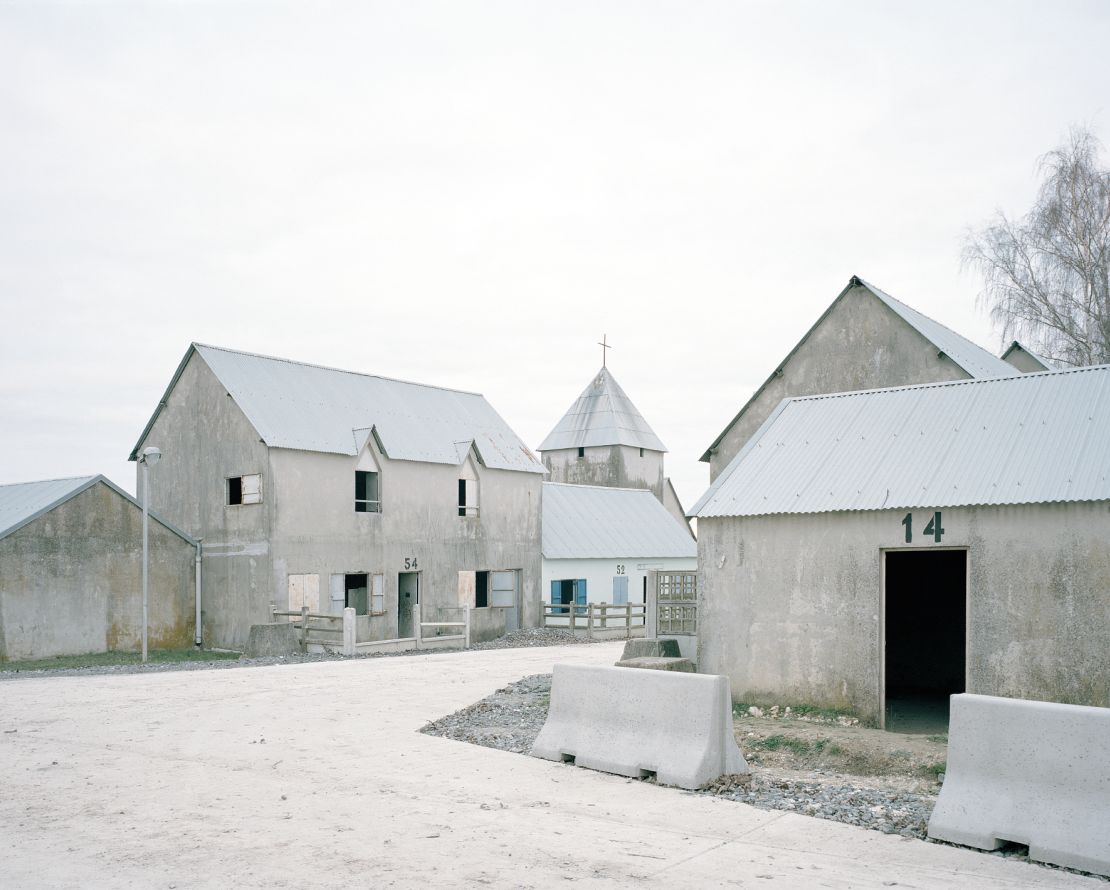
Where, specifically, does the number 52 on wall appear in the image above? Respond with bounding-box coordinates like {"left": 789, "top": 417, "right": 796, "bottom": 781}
{"left": 901, "top": 511, "right": 944, "bottom": 544}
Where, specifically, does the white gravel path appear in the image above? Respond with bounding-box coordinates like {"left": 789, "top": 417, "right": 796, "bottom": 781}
{"left": 1, "top": 642, "right": 1101, "bottom": 889}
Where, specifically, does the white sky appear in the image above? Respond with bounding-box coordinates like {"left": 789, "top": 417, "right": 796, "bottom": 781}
{"left": 2, "top": 1, "right": 1108, "bottom": 511}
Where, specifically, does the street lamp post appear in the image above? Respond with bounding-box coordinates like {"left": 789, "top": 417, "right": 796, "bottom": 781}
{"left": 139, "top": 446, "right": 162, "bottom": 663}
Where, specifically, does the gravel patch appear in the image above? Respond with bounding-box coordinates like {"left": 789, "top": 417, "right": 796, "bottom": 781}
{"left": 423, "top": 673, "right": 931, "bottom": 842}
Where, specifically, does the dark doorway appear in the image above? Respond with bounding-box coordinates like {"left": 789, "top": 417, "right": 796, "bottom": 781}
{"left": 884, "top": 550, "right": 966, "bottom": 733}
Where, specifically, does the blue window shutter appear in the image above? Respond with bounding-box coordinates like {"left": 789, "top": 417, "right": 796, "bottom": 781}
{"left": 550, "top": 580, "right": 559, "bottom": 603}
{"left": 575, "top": 579, "right": 587, "bottom": 605}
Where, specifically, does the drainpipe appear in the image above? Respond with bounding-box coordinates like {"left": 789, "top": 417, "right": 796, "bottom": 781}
{"left": 194, "top": 539, "right": 203, "bottom": 647}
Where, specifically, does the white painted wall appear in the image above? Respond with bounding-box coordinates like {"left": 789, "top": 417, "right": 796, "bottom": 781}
{"left": 541, "top": 555, "right": 696, "bottom": 619}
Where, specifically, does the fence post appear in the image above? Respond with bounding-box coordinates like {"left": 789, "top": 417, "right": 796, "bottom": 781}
{"left": 626, "top": 603, "right": 632, "bottom": 639}
{"left": 300, "top": 605, "right": 309, "bottom": 650}
{"left": 587, "top": 603, "right": 594, "bottom": 640}
{"left": 414, "top": 603, "right": 422, "bottom": 650}
{"left": 600, "top": 602, "right": 607, "bottom": 630}
{"left": 270, "top": 601, "right": 276, "bottom": 623}
{"left": 342, "top": 607, "right": 356, "bottom": 656}
{"left": 569, "top": 601, "right": 576, "bottom": 633}
{"left": 464, "top": 606, "right": 471, "bottom": 649}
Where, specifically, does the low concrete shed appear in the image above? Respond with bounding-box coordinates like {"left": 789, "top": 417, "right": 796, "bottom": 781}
{"left": 0, "top": 476, "right": 197, "bottom": 660}
{"left": 691, "top": 366, "right": 1110, "bottom": 727}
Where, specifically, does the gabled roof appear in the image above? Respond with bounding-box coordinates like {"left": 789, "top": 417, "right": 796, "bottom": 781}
{"left": 1002, "top": 340, "right": 1058, "bottom": 372}
{"left": 700, "top": 276, "right": 1017, "bottom": 462}
{"left": 691, "top": 365, "right": 1110, "bottom": 519}
{"left": 130, "top": 344, "right": 545, "bottom": 474}
{"left": 0, "top": 475, "right": 196, "bottom": 543}
{"left": 538, "top": 367, "right": 667, "bottom": 452}
{"left": 542, "top": 482, "right": 696, "bottom": 559}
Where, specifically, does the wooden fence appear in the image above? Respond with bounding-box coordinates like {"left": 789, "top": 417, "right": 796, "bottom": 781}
{"left": 539, "top": 602, "right": 647, "bottom": 639}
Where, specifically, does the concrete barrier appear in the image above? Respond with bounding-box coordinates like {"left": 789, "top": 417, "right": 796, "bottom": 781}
{"left": 244, "top": 623, "right": 298, "bottom": 657}
{"left": 530, "top": 664, "right": 748, "bottom": 789}
{"left": 927, "top": 693, "right": 1110, "bottom": 876}
{"left": 619, "top": 638, "right": 681, "bottom": 660}
{"left": 615, "top": 656, "right": 694, "bottom": 672}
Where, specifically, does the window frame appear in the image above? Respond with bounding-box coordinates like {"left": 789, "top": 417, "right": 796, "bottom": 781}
{"left": 355, "top": 469, "right": 381, "bottom": 513}
{"left": 458, "top": 477, "right": 479, "bottom": 517}
{"left": 227, "top": 473, "right": 263, "bottom": 506}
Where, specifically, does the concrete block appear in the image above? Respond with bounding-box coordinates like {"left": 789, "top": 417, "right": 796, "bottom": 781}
{"left": 927, "top": 693, "right": 1110, "bottom": 876}
{"left": 244, "top": 623, "right": 299, "bottom": 657}
{"left": 530, "top": 664, "right": 748, "bottom": 789}
{"left": 620, "top": 638, "right": 681, "bottom": 660}
{"left": 615, "top": 656, "right": 694, "bottom": 672}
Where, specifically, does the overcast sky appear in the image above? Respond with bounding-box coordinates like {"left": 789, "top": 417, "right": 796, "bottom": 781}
{"left": 2, "top": 1, "right": 1108, "bottom": 510}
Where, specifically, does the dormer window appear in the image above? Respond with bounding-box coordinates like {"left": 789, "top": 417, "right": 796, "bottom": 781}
{"left": 355, "top": 471, "right": 380, "bottom": 513}
{"left": 458, "top": 478, "right": 479, "bottom": 517}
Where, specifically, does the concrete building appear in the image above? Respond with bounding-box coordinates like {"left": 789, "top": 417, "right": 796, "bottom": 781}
{"left": 701, "top": 276, "right": 1018, "bottom": 482}
{"left": 541, "top": 482, "right": 696, "bottom": 616}
{"left": 0, "top": 475, "right": 197, "bottom": 660}
{"left": 690, "top": 366, "right": 1110, "bottom": 727}
{"left": 129, "top": 343, "right": 546, "bottom": 650}
{"left": 539, "top": 364, "right": 690, "bottom": 528}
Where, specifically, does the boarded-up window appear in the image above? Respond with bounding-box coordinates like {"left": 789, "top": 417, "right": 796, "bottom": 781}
{"left": 458, "top": 571, "right": 476, "bottom": 609}
{"left": 288, "top": 573, "right": 320, "bottom": 614}
{"left": 370, "top": 573, "right": 384, "bottom": 615}
{"left": 490, "top": 571, "right": 517, "bottom": 608}
{"left": 612, "top": 576, "right": 629, "bottom": 605}
{"left": 228, "top": 474, "right": 262, "bottom": 505}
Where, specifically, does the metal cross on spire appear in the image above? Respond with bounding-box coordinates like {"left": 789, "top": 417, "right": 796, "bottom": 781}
{"left": 598, "top": 334, "right": 612, "bottom": 368}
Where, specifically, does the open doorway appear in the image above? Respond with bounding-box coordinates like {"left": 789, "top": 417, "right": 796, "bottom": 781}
{"left": 884, "top": 549, "right": 966, "bottom": 733}
{"left": 398, "top": 572, "right": 420, "bottom": 638}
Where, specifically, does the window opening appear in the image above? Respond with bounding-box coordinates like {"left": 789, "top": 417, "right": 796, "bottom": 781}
{"left": 550, "top": 579, "right": 586, "bottom": 615}
{"left": 475, "top": 570, "right": 489, "bottom": 608}
{"left": 228, "top": 474, "right": 262, "bottom": 506}
{"left": 345, "top": 573, "right": 369, "bottom": 614}
{"left": 577, "top": 447, "right": 585, "bottom": 459}
{"left": 355, "top": 470, "right": 380, "bottom": 513}
{"left": 458, "top": 478, "right": 478, "bottom": 517}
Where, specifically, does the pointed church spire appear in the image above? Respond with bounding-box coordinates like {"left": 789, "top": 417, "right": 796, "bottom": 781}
{"left": 538, "top": 365, "right": 667, "bottom": 453}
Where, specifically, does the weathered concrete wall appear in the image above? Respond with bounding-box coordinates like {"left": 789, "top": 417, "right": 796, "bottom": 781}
{"left": 543, "top": 446, "right": 665, "bottom": 499}
{"left": 136, "top": 352, "right": 273, "bottom": 649}
{"left": 698, "top": 502, "right": 1110, "bottom": 723}
{"left": 1003, "top": 347, "right": 1050, "bottom": 373}
{"left": 542, "top": 556, "right": 697, "bottom": 613}
{"left": 268, "top": 442, "right": 542, "bottom": 645}
{"left": 707, "top": 284, "right": 970, "bottom": 481}
{"left": 137, "top": 351, "right": 543, "bottom": 649}
{"left": 0, "top": 482, "right": 195, "bottom": 660}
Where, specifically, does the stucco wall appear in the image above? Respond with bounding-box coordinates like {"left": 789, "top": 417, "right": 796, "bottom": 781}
{"left": 268, "top": 442, "right": 542, "bottom": 645}
{"left": 135, "top": 351, "right": 543, "bottom": 648}
{"left": 0, "top": 483, "right": 196, "bottom": 660}
{"left": 698, "top": 502, "right": 1110, "bottom": 723}
{"left": 136, "top": 351, "right": 274, "bottom": 649}
{"left": 543, "top": 445, "right": 665, "bottom": 499}
{"left": 707, "top": 285, "right": 970, "bottom": 481}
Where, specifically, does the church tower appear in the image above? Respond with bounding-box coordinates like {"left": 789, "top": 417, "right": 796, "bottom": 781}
{"left": 538, "top": 364, "right": 668, "bottom": 499}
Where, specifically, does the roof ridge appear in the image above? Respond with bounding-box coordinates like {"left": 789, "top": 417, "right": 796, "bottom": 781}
{"left": 788, "top": 362, "right": 1109, "bottom": 405}
{"left": 193, "top": 342, "right": 484, "bottom": 398}
{"left": 0, "top": 474, "right": 97, "bottom": 489}
{"left": 543, "top": 481, "right": 657, "bottom": 494}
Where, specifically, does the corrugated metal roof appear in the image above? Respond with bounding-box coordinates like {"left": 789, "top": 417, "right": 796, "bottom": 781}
{"left": 0, "top": 476, "right": 98, "bottom": 540}
{"left": 700, "top": 276, "right": 1017, "bottom": 462}
{"left": 0, "top": 475, "right": 196, "bottom": 543}
{"left": 538, "top": 367, "right": 667, "bottom": 452}
{"left": 859, "top": 279, "right": 1017, "bottom": 379}
{"left": 692, "top": 365, "right": 1110, "bottom": 518}
{"left": 543, "top": 482, "right": 697, "bottom": 559}
{"left": 131, "top": 344, "right": 545, "bottom": 474}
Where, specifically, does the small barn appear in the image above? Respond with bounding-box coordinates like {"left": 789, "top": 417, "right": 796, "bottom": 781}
{"left": 542, "top": 482, "right": 696, "bottom": 618}
{"left": 0, "top": 476, "right": 197, "bottom": 661}
{"left": 691, "top": 366, "right": 1110, "bottom": 728}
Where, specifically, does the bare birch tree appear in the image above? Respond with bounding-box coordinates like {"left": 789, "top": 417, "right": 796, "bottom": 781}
{"left": 964, "top": 126, "right": 1110, "bottom": 367}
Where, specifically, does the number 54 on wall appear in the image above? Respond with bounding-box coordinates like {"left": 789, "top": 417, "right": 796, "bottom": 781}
{"left": 901, "top": 511, "right": 945, "bottom": 544}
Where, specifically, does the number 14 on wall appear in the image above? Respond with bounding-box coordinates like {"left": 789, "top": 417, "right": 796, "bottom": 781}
{"left": 901, "top": 511, "right": 945, "bottom": 544}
